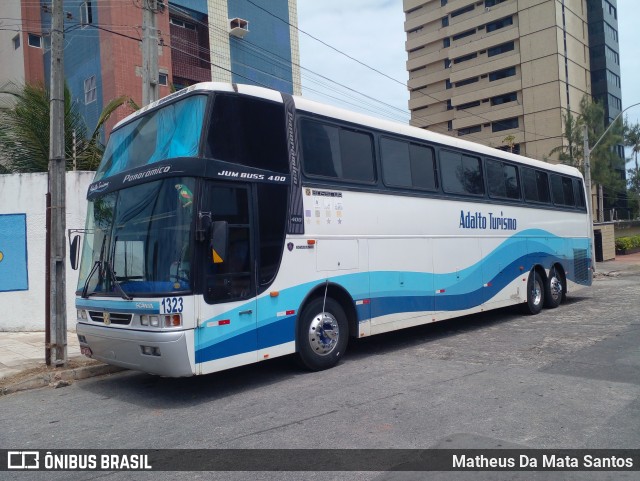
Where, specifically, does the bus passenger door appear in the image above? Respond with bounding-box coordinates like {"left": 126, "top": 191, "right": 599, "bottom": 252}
{"left": 195, "top": 184, "right": 258, "bottom": 374}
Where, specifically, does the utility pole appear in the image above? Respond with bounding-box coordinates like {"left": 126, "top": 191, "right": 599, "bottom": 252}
{"left": 142, "top": 0, "right": 159, "bottom": 106}
{"left": 47, "top": 0, "right": 67, "bottom": 366}
{"left": 583, "top": 124, "right": 596, "bottom": 271}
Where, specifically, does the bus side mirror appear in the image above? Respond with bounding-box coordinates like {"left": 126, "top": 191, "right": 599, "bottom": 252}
{"left": 210, "top": 221, "right": 228, "bottom": 264}
{"left": 69, "top": 235, "right": 81, "bottom": 270}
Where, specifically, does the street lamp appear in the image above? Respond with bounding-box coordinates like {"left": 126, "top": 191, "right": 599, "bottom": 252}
{"left": 582, "top": 101, "right": 640, "bottom": 270}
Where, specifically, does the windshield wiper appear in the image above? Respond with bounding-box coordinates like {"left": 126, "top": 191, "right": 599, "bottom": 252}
{"left": 81, "top": 234, "right": 107, "bottom": 299}
{"left": 104, "top": 260, "right": 132, "bottom": 301}
{"left": 80, "top": 233, "right": 131, "bottom": 300}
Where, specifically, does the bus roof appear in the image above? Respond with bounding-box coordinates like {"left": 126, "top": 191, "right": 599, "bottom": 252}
{"left": 115, "top": 82, "right": 583, "bottom": 179}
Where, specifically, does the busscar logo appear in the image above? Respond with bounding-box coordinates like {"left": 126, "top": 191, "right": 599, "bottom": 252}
{"left": 8, "top": 451, "right": 39, "bottom": 469}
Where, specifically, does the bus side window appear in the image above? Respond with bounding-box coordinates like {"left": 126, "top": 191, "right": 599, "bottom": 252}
{"left": 207, "top": 94, "right": 288, "bottom": 173}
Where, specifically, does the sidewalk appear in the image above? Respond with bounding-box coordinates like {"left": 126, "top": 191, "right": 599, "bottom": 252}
{"left": 0, "top": 330, "right": 123, "bottom": 395}
{"left": 1, "top": 252, "right": 639, "bottom": 394}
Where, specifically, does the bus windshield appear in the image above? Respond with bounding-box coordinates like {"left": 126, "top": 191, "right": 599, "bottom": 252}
{"left": 94, "top": 94, "right": 208, "bottom": 181}
{"left": 77, "top": 177, "right": 196, "bottom": 297}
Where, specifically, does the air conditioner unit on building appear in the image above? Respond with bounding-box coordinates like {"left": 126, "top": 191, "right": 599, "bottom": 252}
{"left": 229, "top": 18, "right": 249, "bottom": 38}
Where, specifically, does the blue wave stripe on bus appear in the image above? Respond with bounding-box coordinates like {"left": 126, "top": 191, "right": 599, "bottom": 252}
{"left": 194, "top": 229, "right": 590, "bottom": 363}
{"left": 195, "top": 315, "right": 295, "bottom": 363}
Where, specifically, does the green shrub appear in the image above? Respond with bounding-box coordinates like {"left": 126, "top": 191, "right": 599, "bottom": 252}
{"left": 616, "top": 235, "right": 640, "bottom": 251}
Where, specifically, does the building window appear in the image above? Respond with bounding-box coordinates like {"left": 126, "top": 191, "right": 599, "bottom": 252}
{"left": 443, "top": 38, "right": 450, "bottom": 48}
{"left": 454, "top": 52, "right": 477, "bottom": 64}
{"left": 604, "top": 22, "right": 618, "bottom": 42}
{"left": 492, "top": 117, "right": 519, "bottom": 132}
{"left": 441, "top": 0, "right": 448, "bottom": 6}
{"left": 603, "top": 0, "right": 617, "bottom": 19}
{"left": 487, "top": 41, "right": 515, "bottom": 57}
{"left": 170, "top": 17, "right": 196, "bottom": 30}
{"left": 84, "top": 76, "right": 97, "bottom": 104}
{"left": 442, "top": 17, "right": 449, "bottom": 27}
{"left": 447, "top": 120, "right": 453, "bottom": 131}
{"left": 606, "top": 70, "right": 621, "bottom": 87}
{"left": 458, "top": 125, "right": 481, "bottom": 136}
{"left": 158, "top": 73, "right": 168, "bottom": 86}
{"left": 80, "top": 2, "right": 93, "bottom": 27}
{"left": 27, "top": 34, "right": 42, "bottom": 48}
{"left": 485, "top": 0, "right": 506, "bottom": 7}
{"left": 456, "top": 100, "right": 481, "bottom": 110}
{"left": 455, "top": 77, "right": 479, "bottom": 87}
{"left": 451, "top": 5, "right": 474, "bottom": 17}
{"left": 608, "top": 94, "right": 622, "bottom": 110}
{"left": 452, "top": 29, "right": 475, "bottom": 41}
{"left": 490, "top": 92, "right": 517, "bottom": 105}
{"left": 12, "top": 34, "right": 20, "bottom": 50}
{"left": 489, "top": 67, "right": 516, "bottom": 81}
{"left": 444, "top": 58, "right": 451, "bottom": 68}
{"left": 446, "top": 79, "right": 452, "bottom": 89}
{"left": 605, "top": 46, "right": 619, "bottom": 65}
{"left": 486, "top": 16, "right": 513, "bottom": 32}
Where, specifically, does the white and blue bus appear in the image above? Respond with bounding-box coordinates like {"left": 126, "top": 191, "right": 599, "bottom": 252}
{"left": 72, "top": 82, "right": 592, "bottom": 377}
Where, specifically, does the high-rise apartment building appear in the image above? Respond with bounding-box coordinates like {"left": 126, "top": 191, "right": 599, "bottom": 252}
{"left": 404, "top": 0, "right": 594, "bottom": 161}
{"left": 0, "top": 0, "right": 301, "bottom": 137}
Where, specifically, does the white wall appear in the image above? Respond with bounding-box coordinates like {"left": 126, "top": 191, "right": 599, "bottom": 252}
{"left": 0, "top": 1, "right": 26, "bottom": 90}
{"left": 0, "top": 171, "right": 94, "bottom": 331}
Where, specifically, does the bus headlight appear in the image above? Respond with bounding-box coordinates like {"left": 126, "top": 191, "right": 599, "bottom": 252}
{"left": 140, "top": 315, "right": 149, "bottom": 326}
{"left": 150, "top": 315, "right": 160, "bottom": 327}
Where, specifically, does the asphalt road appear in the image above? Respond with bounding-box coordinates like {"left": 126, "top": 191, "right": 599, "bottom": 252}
{"left": 2, "top": 271, "right": 639, "bottom": 481}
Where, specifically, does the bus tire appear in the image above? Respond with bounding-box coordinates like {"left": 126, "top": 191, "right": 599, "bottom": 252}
{"left": 522, "top": 271, "right": 544, "bottom": 315}
{"left": 544, "top": 267, "right": 564, "bottom": 309}
{"left": 296, "top": 297, "right": 348, "bottom": 371}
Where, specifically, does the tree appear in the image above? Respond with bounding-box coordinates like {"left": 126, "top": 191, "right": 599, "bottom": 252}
{"left": 502, "top": 134, "right": 516, "bottom": 153}
{"left": 624, "top": 121, "right": 640, "bottom": 171}
{"left": 549, "top": 109, "right": 583, "bottom": 168}
{"left": 0, "top": 83, "right": 129, "bottom": 173}
{"left": 552, "top": 96, "right": 625, "bottom": 194}
{"left": 628, "top": 167, "right": 640, "bottom": 219}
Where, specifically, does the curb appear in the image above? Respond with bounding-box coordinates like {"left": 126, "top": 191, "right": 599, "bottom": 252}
{"left": 0, "top": 363, "right": 124, "bottom": 396}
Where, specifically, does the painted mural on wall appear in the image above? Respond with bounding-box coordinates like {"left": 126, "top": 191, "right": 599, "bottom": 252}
{"left": 0, "top": 214, "right": 29, "bottom": 292}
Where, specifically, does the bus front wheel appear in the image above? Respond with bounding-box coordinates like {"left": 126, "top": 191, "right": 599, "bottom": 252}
{"left": 523, "top": 271, "right": 544, "bottom": 315}
{"left": 296, "top": 297, "right": 348, "bottom": 371}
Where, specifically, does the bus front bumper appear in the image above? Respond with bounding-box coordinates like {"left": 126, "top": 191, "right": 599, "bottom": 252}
{"left": 76, "top": 323, "right": 194, "bottom": 377}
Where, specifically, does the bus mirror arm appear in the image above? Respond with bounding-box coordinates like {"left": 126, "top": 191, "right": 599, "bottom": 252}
{"left": 197, "top": 211, "right": 212, "bottom": 242}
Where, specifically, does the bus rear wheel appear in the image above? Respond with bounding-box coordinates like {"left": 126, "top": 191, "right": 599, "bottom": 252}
{"left": 296, "top": 297, "right": 348, "bottom": 371}
{"left": 544, "top": 267, "right": 564, "bottom": 309}
{"left": 522, "top": 271, "right": 544, "bottom": 315}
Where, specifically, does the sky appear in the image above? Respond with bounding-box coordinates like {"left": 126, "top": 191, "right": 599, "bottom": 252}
{"left": 297, "top": 0, "right": 640, "bottom": 165}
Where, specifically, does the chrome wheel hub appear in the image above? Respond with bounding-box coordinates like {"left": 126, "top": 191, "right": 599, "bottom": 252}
{"left": 550, "top": 276, "right": 563, "bottom": 302}
{"left": 308, "top": 312, "right": 340, "bottom": 356}
{"left": 532, "top": 279, "right": 542, "bottom": 306}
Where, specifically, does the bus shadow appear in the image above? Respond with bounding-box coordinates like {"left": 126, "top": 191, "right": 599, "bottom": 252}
{"left": 78, "top": 298, "right": 589, "bottom": 407}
